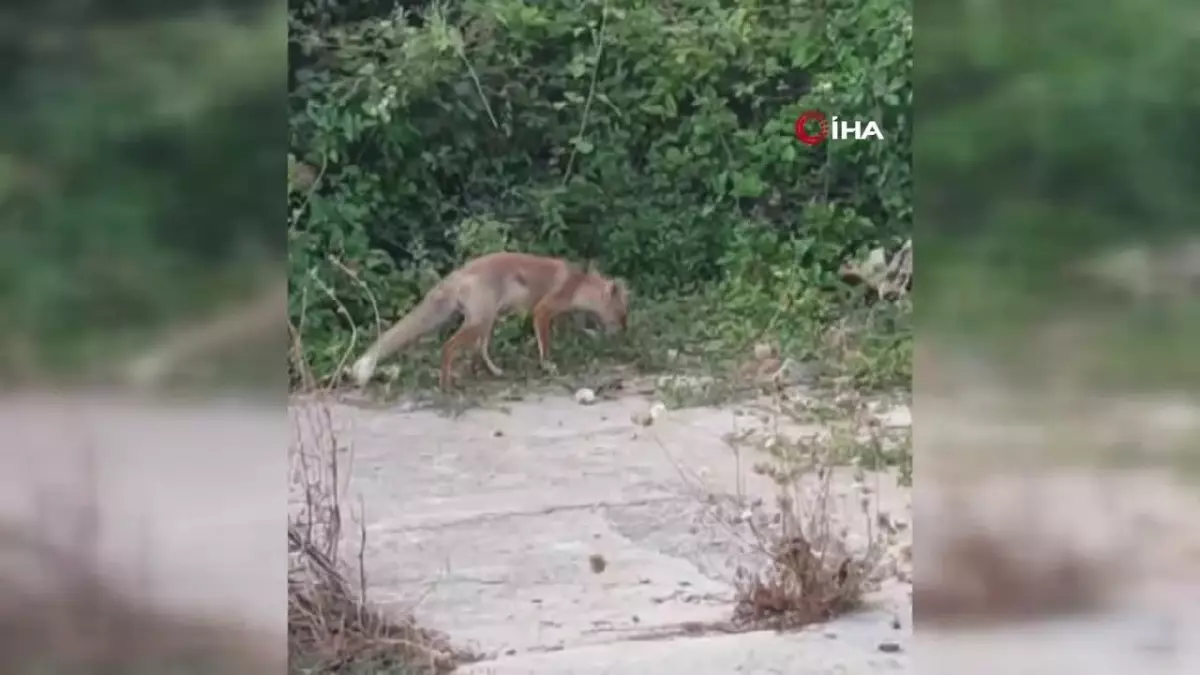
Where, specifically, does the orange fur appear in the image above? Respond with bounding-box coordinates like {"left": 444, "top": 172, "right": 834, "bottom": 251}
{"left": 350, "top": 252, "right": 629, "bottom": 390}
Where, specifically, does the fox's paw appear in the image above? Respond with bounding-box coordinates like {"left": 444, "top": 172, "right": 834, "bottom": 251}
{"left": 477, "top": 355, "right": 504, "bottom": 377}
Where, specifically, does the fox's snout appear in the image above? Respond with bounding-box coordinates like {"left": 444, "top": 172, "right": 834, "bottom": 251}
{"left": 596, "top": 313, "right": 623, "bottom": 333}
{"left": 600, "top": 305, "right": 627, "bottom": 332}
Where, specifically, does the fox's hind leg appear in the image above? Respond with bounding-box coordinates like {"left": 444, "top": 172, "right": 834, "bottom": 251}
{"left": 440, "top": 322, "right": 485, "bottom": 390}
{"left": 458, "top": 287, "right": 505, "bottom": 380}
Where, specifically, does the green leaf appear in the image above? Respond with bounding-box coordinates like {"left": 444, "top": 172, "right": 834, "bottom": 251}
{"left": 731, "top": 171, "right": 766, "bottom": 198}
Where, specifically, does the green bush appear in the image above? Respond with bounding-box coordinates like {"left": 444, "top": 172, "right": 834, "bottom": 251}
{"left": 288, "top": 0, "right": 912, "bottom": 387}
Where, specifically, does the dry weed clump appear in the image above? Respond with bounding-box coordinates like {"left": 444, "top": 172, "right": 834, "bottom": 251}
{"left": 288, "top": 525, "right": 463, "bottom": 673}
{"left": 729, "top": 491, "right": 883, "bottom": 631}
{"left": 914, "top": 513, "right": 1112, "bottom": 627}
{"left": 0, "top": 516, "right": 279, "bottom": 674}
{"left": 288, "top": 391, "right": 473, "bottom": 673}
{"left": 289, "top": 303, "right": 473, "bottom": 672}
{"left": 721, "top": 390, "right": 909, "bottom": 631}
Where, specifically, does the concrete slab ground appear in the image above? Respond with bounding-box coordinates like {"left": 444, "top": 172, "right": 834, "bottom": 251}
{"left": 308, "top": 390, "right": 914, "bottom": 674}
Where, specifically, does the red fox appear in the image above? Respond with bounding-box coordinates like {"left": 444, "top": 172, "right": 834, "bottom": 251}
{"left": 349, "top": 252, "right": 629, "bottom": 390}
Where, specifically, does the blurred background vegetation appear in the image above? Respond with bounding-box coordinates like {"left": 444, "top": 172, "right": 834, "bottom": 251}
{"left": 5, "top": 0, "right": 1192, "bottom": 393}
{"left": 0, "top": 2, "right": 285, "bottom": 385}
{"left": 1, "top": 0, "right": 913, "bottom": 390}
{"left": 919, "top": 0, "right": 1200, "bottom": 391}
{"left": 288, "top": 0, "right": 913, "bottom": 391}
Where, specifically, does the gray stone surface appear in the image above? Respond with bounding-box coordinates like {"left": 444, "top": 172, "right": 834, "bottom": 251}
{"left": 316, "top": 391, "right": 914, "bottom": 673}
{"left": 320, "top": 383, "right": 1200, "bottom": 675}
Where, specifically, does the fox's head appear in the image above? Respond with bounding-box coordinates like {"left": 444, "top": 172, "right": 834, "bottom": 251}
{"left": 581, "top": 265, "right": 629, "bottom": 332}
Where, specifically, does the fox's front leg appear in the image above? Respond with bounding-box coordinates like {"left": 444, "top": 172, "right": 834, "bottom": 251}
{"left": 478, "top": 319, "right": 504, "bottom": 377}
{"left": 531, "top": 303, "right": 560, "bottom": 373}
{"left": 575, "top": 313, "right": 601, "bottom": 338}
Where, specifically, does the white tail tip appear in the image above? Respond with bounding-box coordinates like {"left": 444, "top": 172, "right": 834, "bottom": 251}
{"left": 349, "top": 355, "right": 377, "bottom": 387}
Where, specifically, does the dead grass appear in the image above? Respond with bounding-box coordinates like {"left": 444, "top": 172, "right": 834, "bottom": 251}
{"left": 289, "top": 318, "right": 475, "bottom": 673}
{"left": 288, "top": 523, "right": 465, "bottom": 673}
{"left": 727, "top": 389, "right": 907, "bottom": 630}
{"left": 617, "top": 277, "right": 912, "bottom": 632}
{"left": 728, "top": 491, "right": 881, "bottom": 630}
{"left": 913, "top": 512, "right": 1113, "bottom": 627}
{"left": 649, "top": 378, "right": 910, "bottom": 633}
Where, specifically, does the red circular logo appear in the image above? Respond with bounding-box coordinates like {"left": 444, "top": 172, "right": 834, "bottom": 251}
{"left": 795, "top": 111, "right": 829, "bottom": 146}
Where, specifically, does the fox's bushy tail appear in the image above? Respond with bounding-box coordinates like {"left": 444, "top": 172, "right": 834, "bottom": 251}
{"left": 349, "top": 283, "right": 458, "bottom": 385}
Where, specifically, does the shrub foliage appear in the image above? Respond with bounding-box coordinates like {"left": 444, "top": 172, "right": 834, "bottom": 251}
{"left": 288, "top": 0, "right": 912, "bottom": 384}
